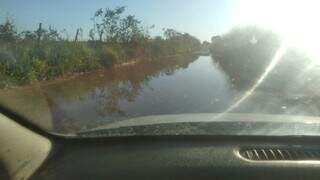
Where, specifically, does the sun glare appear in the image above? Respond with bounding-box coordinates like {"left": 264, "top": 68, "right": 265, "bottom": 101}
{"left": 233, "top": 0, "right": 320, "bottom": 61}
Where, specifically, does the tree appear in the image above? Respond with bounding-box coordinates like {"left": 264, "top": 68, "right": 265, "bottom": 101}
{"left": 35, "top": 23, "right": 44, "bottom": 43}
{"left": 21, "top": 30, "right": 37, "bottom": 41}
{"left": 202, "top": 41, "right": 210, "bottom": 49}
{"left": 0, "top": 19, "right": 17, "bottom": 43}
{"left": 161, "top": 28, "right": 201, "bottom": 55}
{"left": 119, "top": 15, "right": 142, "bottom": 43}
{"left": 89, "top": 29, "right": 95, "bottom": 41}
{"left": 211, "top": 35, "right": 221, "bottom": 44}
{"left": 92, "top": 6, "right": 126, "bottom": 42}
{"left": 163, "top": 28, "right": 179, "bottom": 40}
{"left": 43, "top": 26, "right": 61, "bottom": 41}
{"left": 74, "top": 28, "right": 83, "bottom": 42}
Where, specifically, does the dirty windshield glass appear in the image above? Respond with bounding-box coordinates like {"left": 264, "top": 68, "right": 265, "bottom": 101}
{"left": 0, "top": 0, "right": 320, "bottom": 136}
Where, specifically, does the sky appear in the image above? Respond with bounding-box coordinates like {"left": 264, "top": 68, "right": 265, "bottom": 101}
{"left": 0, "top": 0, "right": 237, "bottom": 41}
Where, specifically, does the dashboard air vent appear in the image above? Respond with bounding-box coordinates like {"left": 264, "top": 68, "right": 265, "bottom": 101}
{"left": 240, "top": 148, "right": 320, "bottom": 161}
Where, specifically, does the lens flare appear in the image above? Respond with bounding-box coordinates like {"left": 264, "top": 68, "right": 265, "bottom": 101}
{"left": 213, "top": 44, "right": 288, "bottom": 121}
{"left": 233, "top": 0, "right": 320, "bottom": 62}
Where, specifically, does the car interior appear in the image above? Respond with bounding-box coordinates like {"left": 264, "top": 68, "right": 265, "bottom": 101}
{"left": 1, "top": 1, "right": 320, "bottom": 180}
{"left": 2, "top": 108, "right": 320, "bottom": 180}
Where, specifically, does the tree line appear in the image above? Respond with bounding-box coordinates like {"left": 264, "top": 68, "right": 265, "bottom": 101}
{"left": 209, "top": 26, "right": 314, "bottom": 94}
{"left": 0, "top": 6, "right": 201, "bottom": 87}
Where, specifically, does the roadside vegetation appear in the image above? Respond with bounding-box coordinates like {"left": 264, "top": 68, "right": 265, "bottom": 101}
{"left": 0, "top": 6, "right": 201, "bottom": 87}
{"left": 209, "top": 26, "right": 314, "bottom": 91}
{"left": 210, "top": 26, "right": 281, "bottom": 89}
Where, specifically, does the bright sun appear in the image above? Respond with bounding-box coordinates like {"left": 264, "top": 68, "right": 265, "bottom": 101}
{"left": 232, "top": 0, "right": 320, "bottom": 61}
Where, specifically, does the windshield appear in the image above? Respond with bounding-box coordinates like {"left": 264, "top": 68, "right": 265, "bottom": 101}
{"left": 0, "top": 0, "right": 320, "bottom": 137}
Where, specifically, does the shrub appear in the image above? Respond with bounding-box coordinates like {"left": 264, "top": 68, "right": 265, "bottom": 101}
{"left": 44, "top": 42, "right": 71, "bottom": 77}
{"left": 31, "top": 58, "right": 49, "bottom": 80}
{"left": 68, "top": 43, "right": 101, "bottom": 72}
{"left": 0, "top": 48, "right": 16, "bottom": 74}
{"left": 98, "top": 46, "right": 119, "bottom": 67}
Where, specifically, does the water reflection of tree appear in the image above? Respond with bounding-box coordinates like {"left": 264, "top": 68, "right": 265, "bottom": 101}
{"left": 88, "top": 55, "right": 198, "bottom": 116}
{"left": 93, "top": 81, "right": 141, "bottom": 116}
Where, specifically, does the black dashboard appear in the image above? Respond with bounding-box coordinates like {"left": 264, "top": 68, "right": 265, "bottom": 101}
{"left": 1, "top": 112, "right": 320, "bottom": 180}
